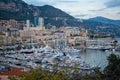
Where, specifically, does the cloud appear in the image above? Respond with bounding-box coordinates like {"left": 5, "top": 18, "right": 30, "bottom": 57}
{"left": 74, "top": 14, "right": 87, "bottom": 17}
{"left": 105, "top": 0, "right": 120, "bottom": 8}
{"left": 88, "top": 0, "right": 96, "bottom": 3}
{"left": 23, "top": 0, "right": 120, "bottom": 19}
{"left": 23, "top": 0, "right": 55, "bottom": 6}
{"left": 58, "top": 0, "right": 80, "bottom": 3}
{"left": 89, "top": 8, "right": 106, "bottom": 12}
{"left": 24, "top": 0, "right": 80, "bottom": 6}
{"left": 117, "top": 12, "right": 120, "bottom": 14}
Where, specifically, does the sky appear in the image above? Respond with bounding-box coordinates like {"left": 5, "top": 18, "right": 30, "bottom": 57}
{"left": 23, "top": 0, "right": 120, "bottom": 20}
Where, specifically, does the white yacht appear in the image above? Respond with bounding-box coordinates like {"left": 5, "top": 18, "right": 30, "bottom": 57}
{"left": 19, "top": 48, "right": 34, "bottom": 54}
{"left": 62, "top": 46, "right": 81, "bottom": 53}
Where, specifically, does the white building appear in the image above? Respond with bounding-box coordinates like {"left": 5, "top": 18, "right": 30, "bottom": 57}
{"left": 52, "top": 31, "right": 68, "bottom": 50}
{"left": 63, "top": 27, "right": 81, "bottom": 36}
{"left": 38, "top": 17, "right": 44, "bottom": 27}
{"left": 26, "top": 20, "right": 30, "bottom": 29}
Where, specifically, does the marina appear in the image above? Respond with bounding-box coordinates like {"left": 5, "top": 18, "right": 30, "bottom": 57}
{"left": 0, "top": 43, "right": 120, "bottom": 73}
{"left": 0, "top": 45, "right": 101, "bottom": 72}
{"left": 0, "top": 0, "right": 120, "bottom": 79}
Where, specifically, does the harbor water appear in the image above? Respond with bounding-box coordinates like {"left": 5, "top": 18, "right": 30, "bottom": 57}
{"left": 79, "top": 49, "right": 120, "bottom": 70}
{"left": 74, "top": 38, "right": 120, "bottom": 70}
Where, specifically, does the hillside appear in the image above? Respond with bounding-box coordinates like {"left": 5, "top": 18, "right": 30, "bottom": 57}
{"left": 0, "top": 0, "right": 80, "bottom": 27}
{"left": 0, "top": 0, "right": 120, "bottom": 36}
{"left": 83, "top": 17, "right": 120, "bottom": 36}
{"left": 88, "top": 16, "right": 120, "bottom": 26}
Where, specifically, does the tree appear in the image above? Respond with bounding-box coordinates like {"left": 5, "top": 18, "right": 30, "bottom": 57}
{"left": 8, "top": 76, "right": 17, "bottom": 80}
{"left": 9, "top": 67, "right": 70, "bottom": 80}
{"left": 104, "top": 54, "right": 120, "bottom": 80}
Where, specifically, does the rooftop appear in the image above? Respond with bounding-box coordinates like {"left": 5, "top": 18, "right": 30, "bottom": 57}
{"left": 0, "top": 68, "right": 26, "bottom": 76}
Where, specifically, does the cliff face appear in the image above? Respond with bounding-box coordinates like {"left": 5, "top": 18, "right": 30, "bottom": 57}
{"left": 0, "top": 0, "right": 77, "bottom": 27}
{"left": 0, "top": 0, "right": 34, "bottom": 21}
{"left": 0, "top": 0, "right": 28, "bottom": 12}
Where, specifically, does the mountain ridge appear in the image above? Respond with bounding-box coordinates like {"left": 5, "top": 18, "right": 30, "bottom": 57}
{"left": 0, "top": 0, "right": 120, "bottom": 36}
{"left": 88, "top": 16, "right": 120, "bottom": 26}
{"left": 0, "top": 0, "right": 76, "bottom": 27}
{"left": 0, "top": 0, "right": 120, "bottom": 27}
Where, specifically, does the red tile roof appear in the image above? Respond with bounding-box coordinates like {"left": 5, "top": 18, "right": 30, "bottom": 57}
{"left": 0, "top": 68, "right": 26, "bottom": 76}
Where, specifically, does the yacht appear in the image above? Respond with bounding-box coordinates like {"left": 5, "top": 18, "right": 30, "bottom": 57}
{"left": 19, "top": 48, "right": 34, "bottom": 54}
{"left": 86, "top": 45, "right": 104, "bottom": 50}
{"left": 62, "top": 46, "right": 81, "bottom": 53}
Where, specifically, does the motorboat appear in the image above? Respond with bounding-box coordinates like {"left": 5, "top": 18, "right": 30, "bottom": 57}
{"left": 19, "top": 48, "right": 34, "bottom": 54}
{"left": 86, "top": 45, "right": 103, "bottom": 50}
{"left": 62, "top": 46, "right": 81, "bottom": 53}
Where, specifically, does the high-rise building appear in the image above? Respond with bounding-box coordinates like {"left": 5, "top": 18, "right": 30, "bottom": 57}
{"left": 38, "top": 17, "right": 44, "bottom": 27}
{"left": 34, "top": 17, "right": 39, "bottom": 27}
{"left": 34, "top": 11, "right": 39, "bottom": 27}
{"left": 26, "top": 20, "right": 30, "bottom": 29}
